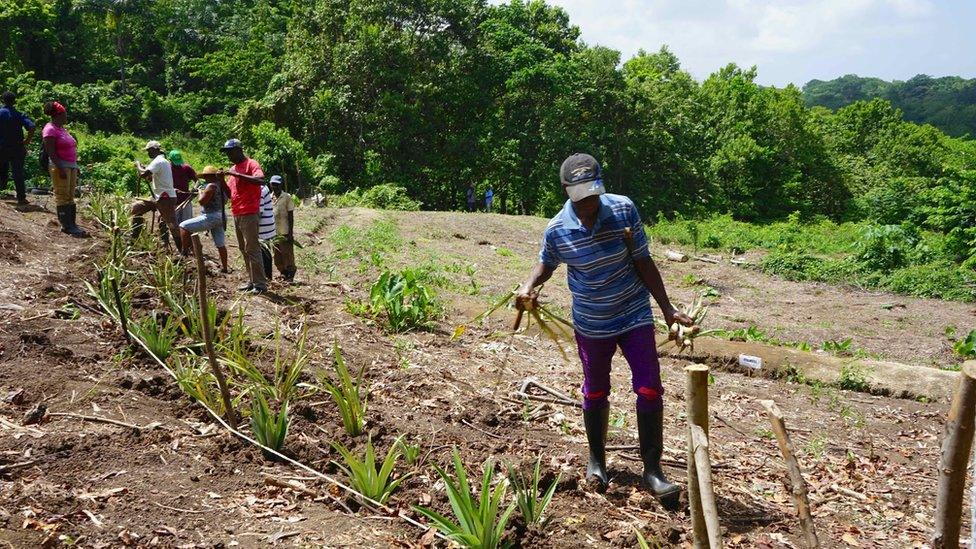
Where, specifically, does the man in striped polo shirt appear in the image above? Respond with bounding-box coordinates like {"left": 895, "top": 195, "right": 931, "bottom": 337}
{"left": 517, "top": 153, "right": 693, "bottom": 505}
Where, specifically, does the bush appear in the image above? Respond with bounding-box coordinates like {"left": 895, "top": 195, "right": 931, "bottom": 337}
{"left": 854, "top": 177, "right": 927, "bottom": 225}
{"left": 853, "top": 223, "right": 920, "bottom": 271}
{"left": 759, "top": 249, "right": 821, "bottom": 281}
{"left": 886, "top": 262, "right": 976, "bottom": 302}
{"left": 335, "top": 184, "right": 420, "bottom": 211}
{"left": 367, "top": 269, "right": 442, "bottom": 332}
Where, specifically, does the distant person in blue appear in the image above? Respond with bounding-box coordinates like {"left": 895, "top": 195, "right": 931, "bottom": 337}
{"left": 515, "top": 153, "right": 693, "bottom": 506}
{"left": 0, "top": 92, "right": 36, "bottom": 206}
{"left": 484, "top": 187, "right": 494, "bottom": 212}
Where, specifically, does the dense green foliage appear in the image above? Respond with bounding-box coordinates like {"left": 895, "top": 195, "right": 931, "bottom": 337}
{"left": 3, "top": 0, "right": 974, "bottom": 297}
{"left": 804, "top": 74, "right": 976, "bottom": 137}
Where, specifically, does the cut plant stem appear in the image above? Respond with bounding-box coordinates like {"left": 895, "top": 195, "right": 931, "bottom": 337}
{"left": 192, "top": 235, "right": 237, "bottom": 429}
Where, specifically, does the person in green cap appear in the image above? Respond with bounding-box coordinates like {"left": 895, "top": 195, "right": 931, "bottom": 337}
{"left": 168, "top": 150, "right": 197, "bottom": 226}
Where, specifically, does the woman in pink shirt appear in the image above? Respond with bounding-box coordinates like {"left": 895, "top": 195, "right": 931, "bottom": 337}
{"left": 41, "top": 101, "right": 86, "bottom": 237}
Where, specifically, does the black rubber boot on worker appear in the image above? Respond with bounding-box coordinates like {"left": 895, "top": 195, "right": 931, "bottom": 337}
{"left": 56, "top": 204, "right": 85, "bottom": 237}
{"left": 583, "top": 407, "right": 610, "bottom": 489}
{"left": 637, "top": 409, "right": 680, "bottom": 509}
{"left": 64, "top": 203, "right": 88, "bottom": 237}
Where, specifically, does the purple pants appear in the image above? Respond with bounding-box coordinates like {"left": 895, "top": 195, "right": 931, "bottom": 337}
{"left": 575, "top": 324, "right": 664, "bottom": 412}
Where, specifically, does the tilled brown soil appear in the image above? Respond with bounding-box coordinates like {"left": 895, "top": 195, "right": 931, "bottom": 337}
{"left": 0, "top": 199, "right": 968, "bottom": 547}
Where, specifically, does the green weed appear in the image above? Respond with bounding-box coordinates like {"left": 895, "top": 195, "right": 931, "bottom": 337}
{"left": 952, "top": 329, "right": 976, "bottom": 359}
{"left": 397, "top": 438, "right": 422, "bottom": 467}
{"left": 821, "top": 338, "right": 853, "bottom": 355}
{"left": 635, "top": 529, "right": 660, "bottom": 549}
{"left": 804, "top": 433, "right": 827, "bottom": 458}
{"left": 366, "top": 269, "right": 442, "bottom": 333}
{"left": 509, "top": 458, "right": 559, "bottom": 527}
{"left": 838, "top": 362, "right": 871, "bottom": 392}
{"left": 172, "top": 356, "right": 235, "bottom": 416}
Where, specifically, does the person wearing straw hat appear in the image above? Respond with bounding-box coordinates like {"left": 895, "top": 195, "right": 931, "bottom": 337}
{"left": 132, "top": 140, "right": 181, "bottom": 251}
{"left": 179, "top": 165, "right": 229, "bottom": 272}
{"left": 515, "top": 153, "right": 693, "bottom": 506}
{"left": 167, "top": 150, "right": 197, "bottom": 226}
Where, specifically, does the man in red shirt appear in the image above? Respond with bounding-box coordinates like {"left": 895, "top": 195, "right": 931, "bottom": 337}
{"left": 220, "top": 139, "right": 267, "bottom": 294}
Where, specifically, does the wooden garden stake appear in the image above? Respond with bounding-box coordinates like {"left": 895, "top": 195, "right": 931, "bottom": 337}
{"left": 760, "top": 400, "right": 820, "bottom": 549}
{"left": 933, "top": 360, "right": 976, "bottom": 548}
{"left": 691, "top": 425, "right": 722, "bottom": 548}
{"left": 686, "top": 364, "right": 710, "bottom": 548}
{"left": 192, "top": 235, "right": 237, "bottom": 429}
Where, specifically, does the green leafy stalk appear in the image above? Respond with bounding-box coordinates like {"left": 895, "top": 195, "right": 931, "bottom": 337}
{"left": 321, "top": 342, "right": 367, "bottom": 436}
{"left": 414, "top": 449, "right": 516, "bottom": 549}
{"left": 508, "top": 458, "right": 559, "bottom": 527}
{"left": 250, "top": 390, "right": 289, "bottom": 452}
{"left": 331, "top": 436, "right": 412, "bottom": 505}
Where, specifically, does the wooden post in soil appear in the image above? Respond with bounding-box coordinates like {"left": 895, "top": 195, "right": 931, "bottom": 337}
{"left": 933, "top": 361, "right": 976, "bottom": 548}
{"left": 686, "top": 364, "right": 710, "bottom": 548}
{"left": 191, "top": 235, "right": 237, "bottom": 429}
{"left": 760, "top": 400, "right": 820, "bottom": 549}
{"left": 691, "top": 424, "right": 722, "bottom": 548}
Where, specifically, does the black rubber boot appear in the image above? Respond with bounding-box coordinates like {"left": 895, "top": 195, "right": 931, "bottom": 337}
{"left": 582, "top": 407, "right": 610, "bottom": 488}
{"left": 56, "top": 204, "right": 72, "bottom": 234}
{"left": 56, "top": 204, "right": 87, "bottom": 237}
{"left": 637, "top": 409, "right": 680, "bottom": 508}
{"left": 69, "top": 205, "right": 88, "bottom": 236}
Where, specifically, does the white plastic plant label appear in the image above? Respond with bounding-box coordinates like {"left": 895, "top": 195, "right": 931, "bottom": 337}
{"left": 739, "top": 354, "right": 763, "bottom": 370}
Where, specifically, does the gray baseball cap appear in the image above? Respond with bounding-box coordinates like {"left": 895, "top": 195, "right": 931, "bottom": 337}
{"left": 559, "top": 153, "right": 605, "bottom": 202}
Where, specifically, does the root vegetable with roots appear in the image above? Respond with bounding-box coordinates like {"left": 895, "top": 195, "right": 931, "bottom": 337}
{"left": 655, "top": 291, "right": 720, "bottom": 355}
{"left": 471, "top": 285, "right": 575, "bottom": 361}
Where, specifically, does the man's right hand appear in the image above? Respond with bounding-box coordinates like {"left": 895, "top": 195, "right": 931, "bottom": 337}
{"left": 515, "top": 288, "right": 538, "bottom": 311}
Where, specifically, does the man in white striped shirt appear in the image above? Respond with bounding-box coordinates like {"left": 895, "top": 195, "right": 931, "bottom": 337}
{"left": 258, "top": 184, "right": 276, "bottom": 280}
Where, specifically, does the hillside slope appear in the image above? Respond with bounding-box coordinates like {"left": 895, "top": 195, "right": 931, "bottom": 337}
{"left": 803, "top": 73, "right": 976, "bottom": 136}
{"left": 0, "top": 200, "right": 969, "bottom": 546}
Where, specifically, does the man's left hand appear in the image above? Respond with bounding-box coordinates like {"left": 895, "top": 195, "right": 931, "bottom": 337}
{"left": 663, "top": 307, "right": 694, "bottom": 329}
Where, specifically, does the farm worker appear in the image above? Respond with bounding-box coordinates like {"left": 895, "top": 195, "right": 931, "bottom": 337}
{"left": 466, "top": 183, "right": 476, "bottom": 212}
{"left": 515, "top": 153, "right": 693, "bottom": 504}
{"left": 178, "top": 165, "right": 229, "bottom": 272}
{"left": 0, "top": 91, "right": 35, "bottom": 206}
{"left": 270, "top": 175, "right": 297, "bottom": 282}
{"left": 167, "top": 150, "right": 197, "bottom": 225}
{"left": 484, "top": 186, "right": 494, "bottom": 212}
{"left": 219, "top": 138, "right": 267, "bottom": 294}
{"left": 41, "top": 101, "right": 87, "bottom": 237}
{"left": 132, "top": 140, "right": 182, "bottom": 251}
{"left": 258, "top": 182, "right": 276, "bottom": 279}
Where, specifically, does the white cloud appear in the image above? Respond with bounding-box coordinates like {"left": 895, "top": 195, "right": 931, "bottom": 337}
{"left": 518, "top": 0, "right": 951, "bottom": 84}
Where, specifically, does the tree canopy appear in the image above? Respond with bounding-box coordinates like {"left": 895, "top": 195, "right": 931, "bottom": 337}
{"left": 2, "top": 0, "right": 975, "bottom": 270}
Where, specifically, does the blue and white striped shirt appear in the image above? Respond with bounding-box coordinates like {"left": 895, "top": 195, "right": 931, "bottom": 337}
{"left": 540, "top": 194, "right": 653, "bottom": 338}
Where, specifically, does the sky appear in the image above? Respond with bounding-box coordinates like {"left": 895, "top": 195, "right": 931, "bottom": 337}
{"left": 532, "top": 0, "right": 976, "bottom": 87}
